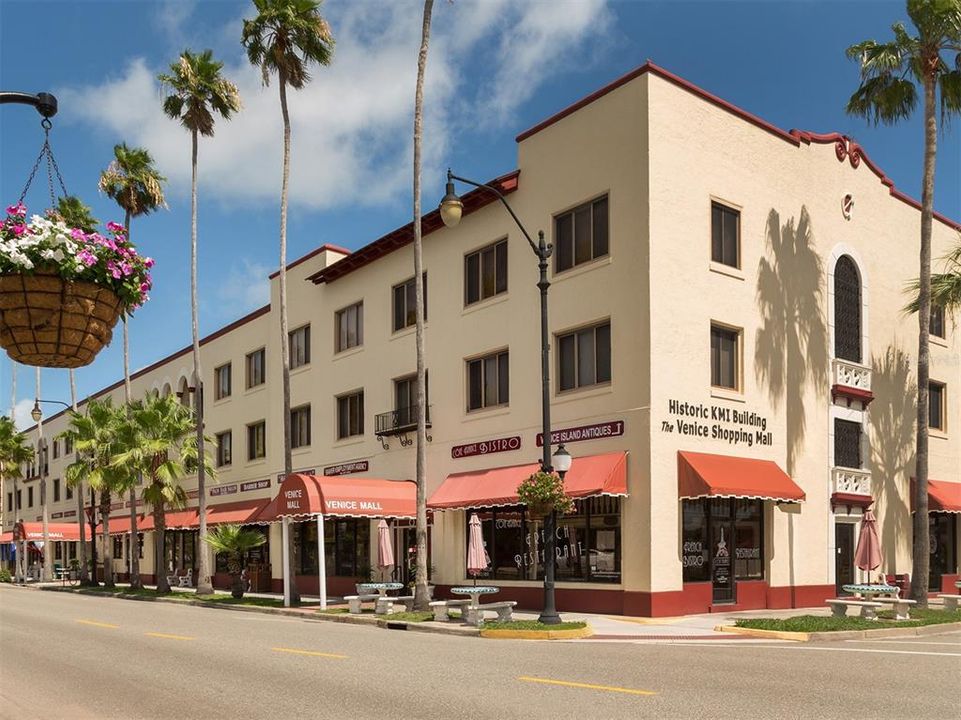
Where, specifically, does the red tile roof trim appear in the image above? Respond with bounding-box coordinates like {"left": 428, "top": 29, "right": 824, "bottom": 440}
{"left": 268, "top": 243, "right": 353, "bottom": 280}
{"left": 517, "top": 61, "right": 959, "bottom": 231}
{"left": 307, "top": 171, "right": 521, "bottom": 285}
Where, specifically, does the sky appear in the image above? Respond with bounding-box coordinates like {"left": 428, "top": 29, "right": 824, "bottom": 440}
{"left": 1, "top": 0, "right": 959, "bottom": 428}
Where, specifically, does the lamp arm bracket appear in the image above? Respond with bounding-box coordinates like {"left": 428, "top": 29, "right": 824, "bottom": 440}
{"left": 448, "top": 172, "right": 541, "bottom": 254}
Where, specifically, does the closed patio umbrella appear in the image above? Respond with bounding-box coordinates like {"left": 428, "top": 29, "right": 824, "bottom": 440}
{"left": 854, "top": 509, "right": 882, "bottom": 583}
{"left": 376, "top": 519, "right": 393, "bottom": 582}
{"left": 466, "top": 514, "right": 489, "bottom": 587}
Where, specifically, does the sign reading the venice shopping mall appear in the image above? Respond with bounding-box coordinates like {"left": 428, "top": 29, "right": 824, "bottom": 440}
{"left": 661, "top": 399, "right": 773, "bottom": 447}
{"left": 452, "top": 435, "right": 521, "bottom": 459}
{"left": 535, "top": 421, "right": 624, "bottom": 447}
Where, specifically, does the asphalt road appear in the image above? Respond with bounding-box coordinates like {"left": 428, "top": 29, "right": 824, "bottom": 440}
{"left": 1, "top": 586, "right": 958, "bottom": 720}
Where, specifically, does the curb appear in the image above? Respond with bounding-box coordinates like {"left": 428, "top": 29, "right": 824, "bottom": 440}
{"left": 480, "top": 625, "right": 593, "bottom": 640}
{"left": 715, "top": 620, "right": 961, "bottom": 643}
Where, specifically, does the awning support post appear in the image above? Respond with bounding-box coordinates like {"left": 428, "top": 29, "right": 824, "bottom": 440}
{"left": 282, "top": 516, "right": 291, "bottom": 608}
{"left": 317, "top": 514, "right": 327, "bottom": 610}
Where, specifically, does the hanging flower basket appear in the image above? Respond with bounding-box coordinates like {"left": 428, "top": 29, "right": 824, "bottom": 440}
{"left": 517, "top": 470, "right": 575, "bottom": 517}
{"left": 0, "top": 203, "right": 153, "bottom": 368}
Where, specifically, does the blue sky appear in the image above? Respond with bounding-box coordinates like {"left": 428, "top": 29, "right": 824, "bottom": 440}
{"left": 1, "top": 0, "right": 959, "bottom": 425}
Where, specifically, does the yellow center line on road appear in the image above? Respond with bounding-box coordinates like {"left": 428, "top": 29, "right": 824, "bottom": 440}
{"left": 76, "top": 619, "right": 119, "bottom": 629}
{"left": 271, "top": 647, "right": 348, "bottom": 659}
{"left": 518, "top": 676, "right": 656, "bottom": 696}
{"left": 145, "top": 632, "right": 195, "bottom": 641}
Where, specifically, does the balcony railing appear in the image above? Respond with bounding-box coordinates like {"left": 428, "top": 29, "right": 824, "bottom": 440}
{"left": 375, "top": 405, "right": 432, "bottom": 437}
{"left": 832, "top": 467, "right": 872, "bottom": 497}
{"left": 832, "top": 358, "right": 871, "bottom": 393}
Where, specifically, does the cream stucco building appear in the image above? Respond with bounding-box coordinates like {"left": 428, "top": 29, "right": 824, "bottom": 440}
{"left": 3, "top": 62, "right": 959, "bottom": 615}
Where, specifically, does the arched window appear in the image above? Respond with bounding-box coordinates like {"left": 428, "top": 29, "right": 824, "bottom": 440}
{"left": 834, "top": 255, "right": 862, "bottom": 363}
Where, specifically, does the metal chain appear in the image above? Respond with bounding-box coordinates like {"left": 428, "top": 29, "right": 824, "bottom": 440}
{"left": 16, "top": 117, "right": 68, "bottom": 207}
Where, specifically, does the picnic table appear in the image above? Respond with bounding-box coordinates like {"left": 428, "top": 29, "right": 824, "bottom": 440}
{"left": 842, "top": 583, "right": 899, "bottom": 601}
{"left": 356, "top": 582, "right": 404, "bottom": 600}
{"left": 450, "top": 585, "right": 498, "bottom": 608}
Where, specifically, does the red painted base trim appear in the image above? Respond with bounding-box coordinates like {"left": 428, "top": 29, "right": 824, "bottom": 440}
{"left": 831, "top": 384, "right": 874, "bottom": 407}
{"left": 940, "top": 574, "right": 959, "bottom": 594}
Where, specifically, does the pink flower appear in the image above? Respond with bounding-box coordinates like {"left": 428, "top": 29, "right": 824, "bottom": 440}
{"left": 140, "top": 282, "right": 150, "bottom": 293}
{"left": 6, "top": 203, "right": 26, "bottom": 217}
{"left": 70, "top": 228, "right": 86, "bottom": 241}
{"left": 77, "top": 249, "right": 97, "bottom": 267}
{"left": 12, "top": 224, "right": 27, "bottom": 237}
{"left": 120, "top": 261, "right": 133, "bottom": 276}
{"left": 144, "top": 257, "right": 155, "bottom": 268}
{"left": 106, "top": 260, "right": 122, "bottom": 279}
{"left": 106, "top": 221, "right": 125, "bottom": 234}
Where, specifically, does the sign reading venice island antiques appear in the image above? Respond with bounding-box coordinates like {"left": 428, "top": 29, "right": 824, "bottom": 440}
{"left": 210, "top": 484, "right": 238, "bottom": 497}
{"left": 535, "top": 421, "right": 625, "bottom": 448}
{"left": 661, "top": 399, "right": 773, "bottom": 447}
{"left": 452, "top": 435, "right": 521, "bottom": 459}
{"left": 240, "top": 479, "right": 271, "bottom": 493}
{"left": 283, "top": 487, "right": 383, "bottom": 513}
{"left": 323, "top": 460, "right": 369, "bottom": 476}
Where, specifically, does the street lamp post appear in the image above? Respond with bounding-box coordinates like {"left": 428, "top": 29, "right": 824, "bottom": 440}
{"left": 31, "top": 397, "right": 71, "bottom": 583}
{"left": 440, "top": 170, "right": 567, "bottom": 624}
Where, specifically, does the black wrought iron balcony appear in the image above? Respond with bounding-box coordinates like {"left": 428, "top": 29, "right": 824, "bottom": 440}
{"left": 375, "top": 405, "right": 431, "bottom": 437}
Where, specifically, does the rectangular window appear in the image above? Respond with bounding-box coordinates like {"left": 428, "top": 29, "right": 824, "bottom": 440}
{"left": 291, "top": 405, "right": 311, "bottom": 449}
{"left": 465, "top": 239, "right": 508, "bottom": 305}
{"left": 6, "top": 493, "right": 11, "bottom": 512}
{"left": 247, "top": 421, "right": 265, "bottom": 461}
{"left": 929, "top": 382, "right": 946, "bottom": 431}
{"left": 28, "top": 486, "right": 34, "bottom": 507}
{"left": 337, "top": 392, "right": 364, "bottom": 440}
{"left": 335, "top": 302, "right": 363, "bottom": 352}
{"left": 113, "top": 536, "right": 123, "bottom": 558}
{"left": 289, "top": 325, "right": 311, "bottom": 369}
{"left": 393, "top": 274, "right": 427, "bottom": 332}
{"left": 16, "top": 490, "right": 21, "bottom": 510}
{"left": 215, "top": 431, "right": 232, "bottom": 467}
{"left": 246, "top": 348, "right": 266, "bottom": 389}
{"left": 395, "top": 374, "right": 428, "bottom": 428}
{"left": 557, "top": 322, "right": 611, "bottom": 392}
{"left": 66, "top": 484, "right": 73, "bottom": 501}
{"left": 467, "top": 350, "right": 509, "bottom": 411}
{"left": 64, "top": 436, "right": 73, "bottom": 455}
{"left": 554, "top": 195, "right": 609, "bottom": 273}
{"left": 53, "top": 478, "right": 60, "bottom": 503}
{"left": 710, "top": 324, "right": 740, "bottom": 390}
{"left": 682, "top": 498, "right": 764, "bottom": 583}
{"left": 52, "top": 440, "right": 60, "bottom": 459}
{"left": 930, "top": 305, "right": 945, "bottom": 339}
{"left": 711, "top": 201, "right": 740, "bottom": 268}
{"left": 834, "top": 419, "right": 862, "bottom": 468}
{"left": 214, "top": 363, "right": 232, "bottom": 400}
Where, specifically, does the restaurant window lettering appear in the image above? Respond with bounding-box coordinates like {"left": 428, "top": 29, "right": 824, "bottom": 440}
{"left": 682, "top": 498, "right": 764, "bottom": 583}
{"left": 465, "top": 497, "right": 621, "bottom": 584}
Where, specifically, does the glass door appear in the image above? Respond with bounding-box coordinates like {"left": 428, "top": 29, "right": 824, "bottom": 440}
{"left": 835, "top": 523, "right": 855, "bottom": 594}
{"left": 710, "top": 499, "right": 735, "bottom": 604}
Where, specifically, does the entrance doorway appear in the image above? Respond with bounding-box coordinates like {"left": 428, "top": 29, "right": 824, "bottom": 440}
{"left": 835, "top": 523, "right": 855, "bottom": 594}
{"left": 929, "top": 513, "right": 958, "bottom": 592}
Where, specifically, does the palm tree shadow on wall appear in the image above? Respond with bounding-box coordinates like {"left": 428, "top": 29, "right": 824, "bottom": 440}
{"left": 869, "top": 346, "right": 916, "bottom": 573}
{"left": 755, "top": 207, "right": 829, "bottom": 477}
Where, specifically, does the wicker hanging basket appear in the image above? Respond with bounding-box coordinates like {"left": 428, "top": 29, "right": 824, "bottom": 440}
{"left": 0, "top": 270, "right": 123, "bottom": 368}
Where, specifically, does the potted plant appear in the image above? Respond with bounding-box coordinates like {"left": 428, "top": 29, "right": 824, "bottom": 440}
{"left": 517, "top": 470, "right": 575, "bottom": 517}
{"left": 0, "top": 202, "right": 153, "bottom": 368}
{"left": 202, "top": 523, "right": 266, "bottom": 599}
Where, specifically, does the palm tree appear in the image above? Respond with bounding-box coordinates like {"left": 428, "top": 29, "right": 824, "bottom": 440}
{"left": 203, "top": 524, "right": 266, "bottom": 598}
{"left": 242, "top": 0, "right": 334, "bottom": 606}
{"left": 112, "top": 393, "right": 213, "bottom": 594}
{"left": 67, "top": 369, "right": 89, "bottom": 585}
{"left": 99, "top": 142, "right": 167, "bottom": 590}
{"left": 906, "top": 238, "right": 961, "bottom": 314}
{"left": 410, "top": 0, "right": 434, "bottom": 612}
{"left": 52, "top": 196, "right": 99, "bottom": 234}
{"left": 61, "top": 399, "right": 126, "bottom": 588}
{"left": 0, "top": 416, "right": 34, "bottom": 583}
{"left": 846, "top": 0, "right": 961, "bottom": 604}
{"left": 159, "top": 49, "right": 241, "bottom": 597}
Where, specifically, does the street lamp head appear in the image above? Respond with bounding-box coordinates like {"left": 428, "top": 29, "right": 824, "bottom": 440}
{"left": 439, "top": 171, "right": 463, "bottom": 228}
{"left": 30, "top": 399, "right": 42, "bottom": 423}
{"left": 552, "top": 444, "right": 572, "bottom": 474}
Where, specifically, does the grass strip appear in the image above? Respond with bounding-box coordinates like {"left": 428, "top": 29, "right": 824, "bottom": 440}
{"left": 381, "top": 611, "right": 433, "bottom": 623}
{"left": 735, "top": 608, "right": 961, "bottom": 633}
{"left": 482, "top": 620, "right": 587, "bottom": 632}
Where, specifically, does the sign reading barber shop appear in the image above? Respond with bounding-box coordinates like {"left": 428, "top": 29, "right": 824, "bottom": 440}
{"left": 240, "top": 479, "right": 271, "bottom": 493}
{"left": 661, "top": 399, "right": 773, "bottom": 447}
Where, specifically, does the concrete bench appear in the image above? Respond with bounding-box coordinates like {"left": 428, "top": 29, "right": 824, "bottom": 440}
{"left": 344, "top": 594, "right": 379, "bottom": 614}
{"left": 465, "top": 601, "right": 518, "bottom": 627}
{"left": 937, "top": 594, "right": 961, "bottom": 612}
{"left": 429, "top": 599, "right": 471, "bottom": 622}
{"left": 376, "top": 595, "right": 415, "bottom": 615}
{"left": 874, "top": 596, "right": 917, "bottom": 620}
{"left": 827, "top": 598, "right": 884, "bottom": 620}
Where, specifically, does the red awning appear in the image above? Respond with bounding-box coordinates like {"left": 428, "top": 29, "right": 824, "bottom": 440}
{"left": 10, "top": 522, "right": 83, "bottom": 542}
{"left": 208, "top": 498, "right": 271, "bottom": 524}
{"left": 677, "top": 451, "right": 806, "bottom": 502}
{"left": 99, "top": 514, "right": 147, "bottom": 536}
{"left": 428, "top": 452, "right": 628, "bottom": 510}
{"left": 911, "top": 478, "right": 961, "bottom": 513}
{"left": 255, "top": 474, "right": 417, "bottom": 521}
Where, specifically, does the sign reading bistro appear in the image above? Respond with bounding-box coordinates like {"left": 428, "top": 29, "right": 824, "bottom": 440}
{"left": 451, "top": 436, "right": 521, "bottom": 459}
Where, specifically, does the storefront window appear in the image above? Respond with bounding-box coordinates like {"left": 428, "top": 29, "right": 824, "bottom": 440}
{"left": 466, "top": 498, "right": 621, "bottom": 583}
{"left": 217, "top": 526, "right": 269, "bottom": 574}
{"left": 682, "top": 498, "right": 765, "bottom": 583}
{"left": 292, "top": 519, "right": 370, "bottom": 577}
{"left": 929, "top": 513, "right": 958, "bottom": 591}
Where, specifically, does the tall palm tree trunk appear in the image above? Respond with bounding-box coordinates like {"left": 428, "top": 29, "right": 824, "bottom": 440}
{"left": 154, "top": 496, "right": 170, "bottom": 593}
{"left": 70, "top": 370, "right": 89, "bottom": 585}
{"left": 121, "top": 212, "right": 142, "bottom": 589}
{"left": 412, "top": 0, "right": 434, "bottom": 612}
{"left": 101, "top": 489, "right": 113, "bottom": 587}
{"left": 910, "top": 70, "right": 936, "bottom": 605}
{"left": 10, "top": 364, "right": 23, "bottom": 583}
{"left": 190, "top": 128, "right": 213, "bottom": 596}
{"left": 278, "top": 73, "right": 300, "bottom": 606}
{"left": 37, "top": 367, "right": 52, "bottom": 582}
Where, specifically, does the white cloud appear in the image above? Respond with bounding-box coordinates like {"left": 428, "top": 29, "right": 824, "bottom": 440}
{"left": 215, "top": 259, "right": 272, "bottom": 317}
{"left": 59, "top": 1, "right": 610, "bottom": 211}
{"left": 13, "top": 399, "right": 35, "bottom": 431}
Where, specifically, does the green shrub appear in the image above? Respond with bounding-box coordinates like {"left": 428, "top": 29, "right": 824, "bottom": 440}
{"left": 0, "top": 568, "right": 12, "bottom": 583}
